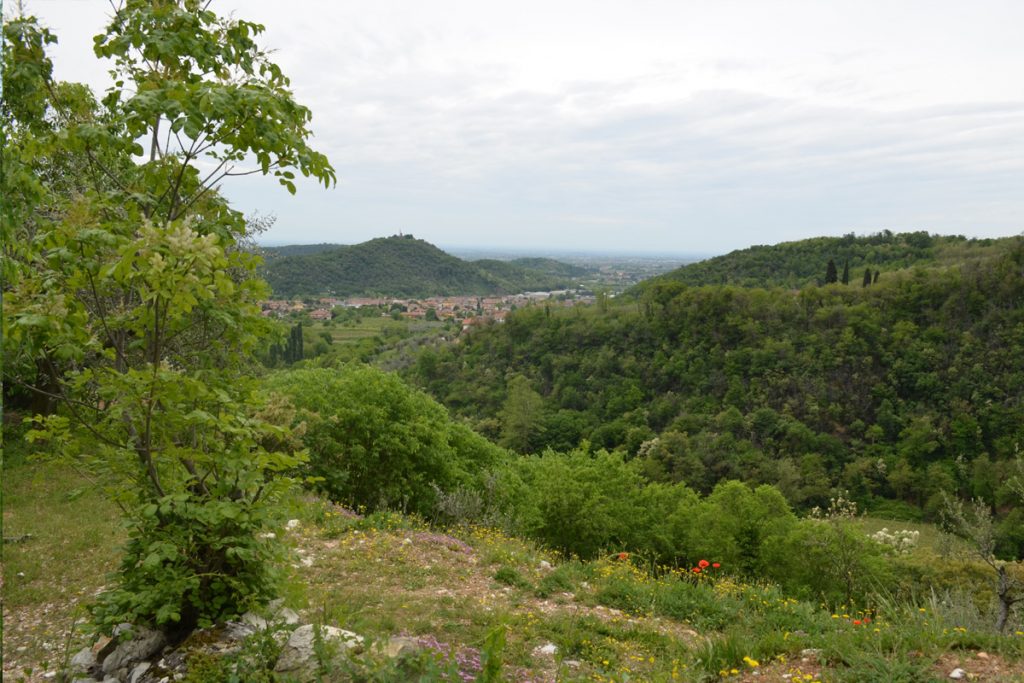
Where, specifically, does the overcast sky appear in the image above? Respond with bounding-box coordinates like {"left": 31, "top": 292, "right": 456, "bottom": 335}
{"left": 20, "top": 0, "right": 1024, "bottom": 255}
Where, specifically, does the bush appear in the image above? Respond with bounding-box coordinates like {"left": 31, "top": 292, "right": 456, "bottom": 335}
{"left": 509, "top": 447, "right": 652, "bottom": 558}
{"left": 265, "top": 366, "right": 505, "bottom": 516}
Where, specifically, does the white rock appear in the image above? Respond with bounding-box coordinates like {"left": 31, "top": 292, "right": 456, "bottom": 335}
{"left": 948, "top": 669, "right": 966, "bottom": 680}
{"left": 274, "top": 624, "right": 363, "bottom": 675}
{"left": 278, "top": 607, "right": 300, "bottom": 625}
{"left": 539, "top": 560, "right": 552, "bottom": 570}
{"left": 241, "top": 612, "right": 269, "bottom": 630}
{"left": 286, "top": 519, "right": 300, "bottom": 530}
{"left": 68, "top": 647, "right": 96, "bottom": 675}
{"left": 533, "top": 643, "right": 558, "bottom": 657}
{"left": 130, "top": 661, "right": 151, "bottom": 683}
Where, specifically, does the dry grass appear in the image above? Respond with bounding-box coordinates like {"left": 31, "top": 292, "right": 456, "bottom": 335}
{"left": 2, "top": 456, "right": 124, "bottom": 682}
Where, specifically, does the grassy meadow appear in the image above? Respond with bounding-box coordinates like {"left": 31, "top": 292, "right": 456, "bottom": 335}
{"left": 4, "top": 448, "right": 1023, "bottom": 682}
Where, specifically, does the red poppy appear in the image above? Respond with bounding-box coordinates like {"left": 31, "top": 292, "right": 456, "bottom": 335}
{"left": 852, "top": 620, "right": 862, "bottom": 626}
{"left": 863, "top": 617, "right": 871, "bottom": 624}
{"left": 617, "top": 552, "right": 629, "bottom": 560}
{"left": 712, "top": 563, "right": 721, "bottom": 568}
{"left": 692, "top": 567, "right": 701, "bottom": 573}
{"left": 698, "top": 559, "right": 710, "bottom": 568}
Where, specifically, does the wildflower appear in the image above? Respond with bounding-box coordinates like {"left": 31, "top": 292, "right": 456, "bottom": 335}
{"left": 712, "top": 562, "right": 721, "bottom": 568}
{"left": 692, "top": 567, "right": 701, "bottom": 573}
{"left": 617, "top": 552, "right": 629, "bottom": 560}
{"left": 698, "top": 559, "right": 710, "bottom": 568}
{"left": 852, "top": 619, "right": 862, "bottom": 625}
{"left": 743, "top": 656, "right": 760, "bottom": 667}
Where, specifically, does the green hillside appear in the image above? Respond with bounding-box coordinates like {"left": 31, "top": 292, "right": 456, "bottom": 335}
{"left": 261, "top": 243, "right": 344, "bottom": 258}
{"left": 507, "top": 256, "right": 594, "bottom": 278}
{"left": 632, "top": 231, "right": 1012, "bottom": 291}
{"left": 407, "top": 237, "right": 1024, "bottom": 548}
{"left": 262, "top": 235, "right": 576, "bottom": 297}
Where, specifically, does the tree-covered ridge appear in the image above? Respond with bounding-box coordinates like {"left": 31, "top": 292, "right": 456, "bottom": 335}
{"left": 262, "top": 235, "right": 578, "bottom": 297}
{"left": 633, "top": 231, "right": 1014, "bottom": 291}
{"left": 408, "top": 241, "right": 1024, "bottom": 549}
{"left": 261, "top": 242, "right": 344, "bottom": 258}
{"left": 506, "top": 257, "right": 594, "bottom": 278}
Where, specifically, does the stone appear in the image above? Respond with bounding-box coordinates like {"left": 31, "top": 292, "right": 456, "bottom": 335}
{"left": 68, "top": 647, "right": 97, "bottom": 676}
{"left": 286, "top": 519, "right": 300, "bottom": 530}
{"left": 223, "top": 620, "right": 259, "bottom": 641}
{"left": 949, "top": 668, "right": 966, "bottom": 680}
{"left": 539, "top": 560, "right": 552, "bottom": 570}
{"left": 101, "top": 625, "right": 167, "bottom": 679}
{"left": 381, "top": 636, "right": 422, "bottom": 659}
{"left": 976, "top": 652, "right": 989, "bottom": 659}
{"left": 278, "top": 607, "right": 300, "bottom": 625}
{"left": 274, "top": 624, "right": 364, "bottom": 677}
{"left": 130, "top": 661, "right": 152, "bottom": 683}
{"left": 240, "top": 599, "right": 300, "bottom": 631}
{"left": 533, "top": 642, "right": 558, "bottom": 657}
{"left": 93, "top": 635, "right": 116, "bottom": 660}
{"left": 240, "top": 612, "right": 269, "bottom": 631}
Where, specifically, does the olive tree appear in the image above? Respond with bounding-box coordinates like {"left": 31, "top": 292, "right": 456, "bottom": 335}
{"left": 4, "top": 1, "right": 333, "bottom": 635}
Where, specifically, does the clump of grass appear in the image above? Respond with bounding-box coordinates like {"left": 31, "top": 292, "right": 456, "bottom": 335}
{"left": 536, "top": 561, "right": 589, "bottom": 598}
{"left": 494, "top": 566, "right": 532, "bottom": 590}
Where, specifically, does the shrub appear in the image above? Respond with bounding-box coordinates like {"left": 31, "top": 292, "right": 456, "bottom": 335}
{"left": 265, "top": 366, "right": 504, "bottom": 516}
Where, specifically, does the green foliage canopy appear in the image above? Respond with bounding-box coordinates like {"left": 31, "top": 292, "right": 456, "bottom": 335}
{"left": 264, "top": 366, "right": 505, "bottom": 516}
{"left": 3, "top": 2, "right": 334, "bottom": 634}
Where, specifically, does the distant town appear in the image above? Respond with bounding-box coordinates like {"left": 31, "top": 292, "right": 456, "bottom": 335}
{"left": 261, "top": 290, "right": 598, "bottom": 328}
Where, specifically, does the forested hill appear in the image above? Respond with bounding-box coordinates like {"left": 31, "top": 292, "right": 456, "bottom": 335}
{"left": 407, "top": 240, "right": 1024, "bottom": 543}
{"left": 261, "top": 235, "right": 579, "bottom": 297}
{"left": 632, "top": 231, "right": 1012, "bottom": 291}
{"left": 262, "top": 243, "right": 343, "bottom": 258}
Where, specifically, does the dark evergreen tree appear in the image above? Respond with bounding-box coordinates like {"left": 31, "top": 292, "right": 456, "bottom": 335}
{"left": 841, "top": 261, "right": 850, "bottom": 285}
{"left": 825, "top": 259, "right": 838, "bottom": 284}
{"left": 862, "top": 268, "right": 872, "bottom": 287}
{"left": 873, "top": 270, "right": 880, "bottom": 284}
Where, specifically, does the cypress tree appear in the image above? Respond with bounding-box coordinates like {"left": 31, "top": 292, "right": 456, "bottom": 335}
{"left": 825, "top": 259, "right": 838, "bottom": 284}
{"left": 873, "top": 270, "right": 880, "bottom": 284}
{"left": 863, "top": 268, "right": 872, "bottom": 287}
{"left": 841, "top": 261, "right": 850, "bottom": 285}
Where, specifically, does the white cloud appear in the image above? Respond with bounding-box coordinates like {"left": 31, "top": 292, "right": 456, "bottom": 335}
{"left": 19, "top": 0, "right": 1024, "bottom": 252}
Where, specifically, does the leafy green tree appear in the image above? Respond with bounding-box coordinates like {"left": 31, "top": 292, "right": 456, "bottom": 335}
{"left": 690, "top": 481, "right": 796, "bottom": 576}
{"left": 265, "top": 367, "right": 504, "bottom": 516}
{"left": 511, "top": 448, "right": 648, "bottom": 558}
{"left": 4, "top": 2, "right": 333, "bottom": 635}
{"left": 499, "top": 375, "right": 546, "bottom": 453}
